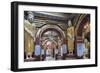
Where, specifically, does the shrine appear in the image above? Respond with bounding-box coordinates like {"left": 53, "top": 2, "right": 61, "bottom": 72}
{"left": 24, "top": 11, "right": 90, "bottom": 61}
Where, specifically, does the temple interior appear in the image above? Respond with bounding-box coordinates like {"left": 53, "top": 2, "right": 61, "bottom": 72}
{"left": 24, "top": 11, "right": 90, "bottom": 61}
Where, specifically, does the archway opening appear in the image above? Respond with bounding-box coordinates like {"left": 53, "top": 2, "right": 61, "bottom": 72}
{"left": 35, "top": 24, "right": 66, "bottom": 60}
{"left": 75, "top": 15, "right": 90, "bottom": 58}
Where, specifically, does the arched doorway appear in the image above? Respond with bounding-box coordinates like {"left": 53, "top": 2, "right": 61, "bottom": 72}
{"left": 75, "top": 15, "right": 90, "bottom": 58}
{"left": 35, "top": 24, "right": 66, "bottom": 60}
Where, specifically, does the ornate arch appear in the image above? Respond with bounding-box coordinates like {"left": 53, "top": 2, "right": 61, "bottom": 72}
{"left": 75, "top": 14, "right": 90, "bottom": 36}
{"left": 36, "top": 24, "right": 66, "bottom": 39}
